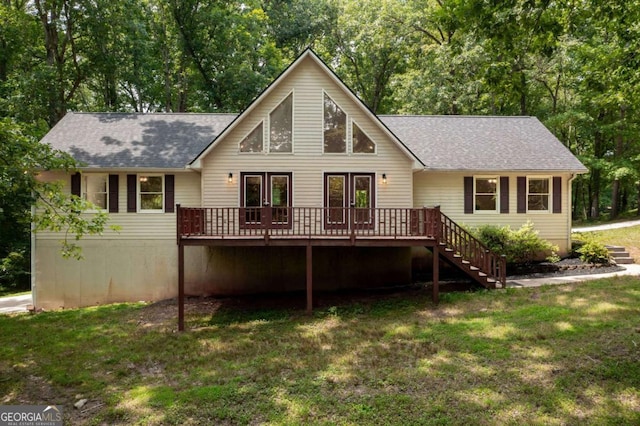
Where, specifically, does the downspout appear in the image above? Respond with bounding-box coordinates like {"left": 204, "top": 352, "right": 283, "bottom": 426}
{"left": 30, "top": 203, "right": 36, "bottom": 308}
{"left": 567, "top": 173, "right": 577, "bottom": 255}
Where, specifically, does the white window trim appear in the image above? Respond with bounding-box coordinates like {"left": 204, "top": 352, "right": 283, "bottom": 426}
{"left": 527, "top": 176, "right": 551, "bottom": 213}
{"left": 238, "top": 121, "right": 265, "bottom": 154}
{"left": 474, "top": 176, "right": 499, "bottom": 213}
{"left": 322, "top": 90, "right": 348, "bottom": 155}
{"left": 351, "top": 120, "right": 377, "bottom": 155}
{"left": 268, "top": 90, "right": 295, "bottom": 154}
{"left": 138, "top": 174, "right": 164, "bottom": 213}
{"left": 82, "top": 173, "right": 109, "bottom": 212}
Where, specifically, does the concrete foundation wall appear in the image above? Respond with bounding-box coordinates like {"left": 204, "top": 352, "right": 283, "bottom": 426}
{"left": 35, "top": 240, "right": 413, "bottom": 309}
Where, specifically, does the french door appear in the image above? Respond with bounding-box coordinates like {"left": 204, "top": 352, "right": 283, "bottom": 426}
{"left": 324, "top": 173, "right": 375, "bottom": 230}
{"left": 241, "top": 172, "right": 292, "bottom": 228}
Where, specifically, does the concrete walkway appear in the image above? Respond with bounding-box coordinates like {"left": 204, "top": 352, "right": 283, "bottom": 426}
{"left": 507, "top": 264, "right": 640, "bottom": 288}
{"left": 573, "top": 219, "right": 640, "bottom": 233}
{"left": 0, "top": 293, "right": 32, "bottom": 314}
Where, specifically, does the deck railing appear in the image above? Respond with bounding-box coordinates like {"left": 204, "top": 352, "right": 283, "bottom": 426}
{"left": 176, "top": 205, "right": 506, "bottom": 285}
{"left": 177, "top": 205, "right": 440, "bottom": 239}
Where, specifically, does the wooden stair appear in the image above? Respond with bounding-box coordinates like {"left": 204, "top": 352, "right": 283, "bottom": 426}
{"left": 606, "top": 245, "right": 635, "bottom": 264}
{"left": 427, "top": 209, "right": 506, "bottom": 289}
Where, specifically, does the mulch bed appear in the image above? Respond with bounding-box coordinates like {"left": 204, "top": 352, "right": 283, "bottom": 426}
{"left": 506, "top": 257, "right": 624, "bottom": 279}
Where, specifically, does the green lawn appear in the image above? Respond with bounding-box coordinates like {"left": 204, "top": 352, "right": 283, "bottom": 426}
{"left": 1, "top": 278, "right": 640, "bottom": 425}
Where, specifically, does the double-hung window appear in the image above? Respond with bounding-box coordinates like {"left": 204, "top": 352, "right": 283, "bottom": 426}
{"left": 83, "top": 174, "right": 108, "bottom": 210}
{"left": 527, "top": 177, "right": 550, "bottom": 211}
{"left": 139, "top": 175, "right": 164, "bottom": 212}
{"left": 474, "top": 177, "right": 498, "bottom": 212}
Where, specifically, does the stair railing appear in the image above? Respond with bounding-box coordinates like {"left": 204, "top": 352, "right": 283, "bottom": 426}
{"left": 436, "top": 208, "right": 507, "bottom": 287}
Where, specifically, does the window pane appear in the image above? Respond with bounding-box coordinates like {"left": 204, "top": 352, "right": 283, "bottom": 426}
{"left": 327, "top": 176, "right": 345, "bottom": 223}
{"left": 528, "top": 195, "right": 549, "bottom": 210}
{"left": 270, "top": 93, "right": 292, "bottom": 153}
{"left": 140, "top": 176, "right": 162, "bottom": 192}
{"left": 83, "top": 174, "right": 108, "bottom": 209}
{"left": 141, "top": 194, "right": 162, "bottom": 210}
{"left": 476, "top": 178, "right": 497, "bottom": 194}
{"left": 475, "top": 195, "right": 496, "bottom": 210}
{"left": 353, "top": 123, "right": 375, "bottom": 153}
{"left": 324, "top": 94, "right": 346, "bottom": 153}
{"left": 354, "top": 177, "right": 371, "bottom": 208}
{"left": 88, "top": 193, "right": 108, "bottom": 209}
{"left": 529, "top": 179, "right": 549, "bottom": 194}
{"left": 271, "top": 176, "right": 288, "bottom": 208}
{"left": 240, "top": 123, "right": 263, "bottom": 152}
{"left": 245, "top": 176, "right": 262, "bottom": 207}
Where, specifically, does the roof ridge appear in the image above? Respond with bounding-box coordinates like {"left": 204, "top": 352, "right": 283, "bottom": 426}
{"left": 68, "top": 111, "right": 238, "bottom": 116}
{"left": 379, "top": 115, "right": 534, "bottom": 119}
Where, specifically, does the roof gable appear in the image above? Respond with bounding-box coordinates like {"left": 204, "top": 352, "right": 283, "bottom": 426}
{"left": 189, "top": 48, "right": 423, "bottom": 169}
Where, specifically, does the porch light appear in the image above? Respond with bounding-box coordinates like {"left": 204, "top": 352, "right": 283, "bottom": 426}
{"left": 228, "top": 172, "right": 233, "bottom": 183}
{"left": 382, "top": 173, "right": 387, "bottom": 184}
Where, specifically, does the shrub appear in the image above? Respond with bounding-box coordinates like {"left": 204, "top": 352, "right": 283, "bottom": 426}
{"left": 0, "top": 250, "right": 30, "bottom": 292}
{"left": 576, "top": 239, "right": 611, "bottom": 265}
{"left": 473, "top": 221, "right": 559, "bottom": 265}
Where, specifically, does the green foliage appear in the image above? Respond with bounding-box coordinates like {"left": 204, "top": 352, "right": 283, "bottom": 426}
{"left": 574, "top": 237, "right": 611, "bottom": 265}
{"left": 0, "top": 250, "right": 29, "bottom": 292}
{"left": 0, "top": 118, "right": 113, "bottom": 265}
{"left": 473, "top": 221, "right": 559, "bottom": 265}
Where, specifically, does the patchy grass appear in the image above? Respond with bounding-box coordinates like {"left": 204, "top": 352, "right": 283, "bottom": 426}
{"left": 574, "top": 225, "right": 640, "bottom": 261}
{"left": 1, "top": 279, "right": 640, "bottom": 425}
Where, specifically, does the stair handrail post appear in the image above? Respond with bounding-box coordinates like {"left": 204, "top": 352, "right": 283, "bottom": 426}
{"left": 433, "top": 205, "right": 441, "bottom": 242}
{"left": 176, "top": 204, "right": 181, "bottom": 244}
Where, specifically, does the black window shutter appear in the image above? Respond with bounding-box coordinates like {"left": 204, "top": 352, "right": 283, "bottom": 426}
{"left": 71, "top": 172, "right": 81, "bottom": 196}
{"left": 165, "top": 174, "right": 175, "bottom": 213}
{"left": 553, "top": 176, "right": 562, "bottom": 213}
{"left": 108, "top": 174, "right": 119, "bottom": 213}
{"left": 500, "top": 176, "right": 509, "bottom": 213}
{"left": 127, "top": 174, "right": 137, "bottom": 212}
{"left": 464, "top": 176, "right": 473, "bottom": 214}
{"left": 517, "top": 176, "right": 526, "bottom": 213}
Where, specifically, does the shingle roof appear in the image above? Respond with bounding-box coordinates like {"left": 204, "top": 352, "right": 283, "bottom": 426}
{"left": 40, "top": 112, "right": 236, "bottom": 169}
{"left": 379, "top": 115, "right": 587, "bottom": 172}
{"left": 42, "top": 112, "right": 586, "bottom": 173}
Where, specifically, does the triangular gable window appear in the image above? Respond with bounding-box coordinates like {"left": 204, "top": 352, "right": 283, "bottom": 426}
{"left": 323, "top": 92, "right": 346, "bottom": 153}
{"left": 239, "top": 122, "right": 263, "bottom": 153}
{"left": 269, "top": 93, "right": 293, "bottom": 153}
{"left": 353, "top": 122, "right": 375, "bottom": 153}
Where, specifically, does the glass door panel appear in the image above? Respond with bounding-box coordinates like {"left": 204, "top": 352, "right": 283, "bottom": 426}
{"left": 270, "top": 175, "right": 290, "bottom": 225}
{"left": 352, "top": 175, "right": 372, "bottom": 225}
{"left": 325, "top": 174, "right": 347, "bottom": 229}
{"left": 244, "top": 175, "right": 263, "bottom": 224}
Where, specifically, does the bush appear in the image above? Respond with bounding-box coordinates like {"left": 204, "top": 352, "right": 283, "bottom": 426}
{"left": 473, "top": 221, "right": 559, "bottom": 265}
{"left": 0, "top": 250, "right": 30, "bottom": 293}
{"left": 575, "top": 239, "right": 611, "bottom": 264}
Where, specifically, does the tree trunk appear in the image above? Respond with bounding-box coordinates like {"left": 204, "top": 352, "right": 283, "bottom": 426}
{"left": 610, "top": 106, "right": 626, "bottom": 219}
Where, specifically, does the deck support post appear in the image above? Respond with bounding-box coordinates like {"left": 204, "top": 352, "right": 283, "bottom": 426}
{"left": 432, "top": 245, "right": 439, "bottom": 304}
{"left": 306, "top": 244, "right": 313, "bottom": 314}
{"left": 178, "top": 242, "right": 185, "bottom": 331}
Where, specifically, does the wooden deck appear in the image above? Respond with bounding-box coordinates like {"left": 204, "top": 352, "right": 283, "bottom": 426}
{"left": 176, "top": 205, "right": 506, "bottom": 331}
